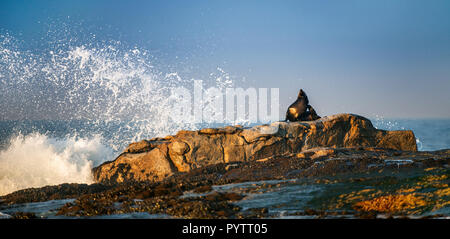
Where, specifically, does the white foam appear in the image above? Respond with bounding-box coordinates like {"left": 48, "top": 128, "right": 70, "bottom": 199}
{"left": 0, "top": 212, "right": 12, "bottom": 219}
{"left": 0, "top": 133, "right": 114, "bottom": 196}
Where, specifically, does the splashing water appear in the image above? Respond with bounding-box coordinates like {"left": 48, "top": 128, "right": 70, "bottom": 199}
{"left": 0, "top": 32, "right": 238, "bottom": 135}
{"left": 0, "top": 31, "right": 239, "bottom": 195}
{"left": 372, "top": 115, "right": 406, "bottom": 131}
{"left": 0, "top": 133, "right": 114, "bottom": 195}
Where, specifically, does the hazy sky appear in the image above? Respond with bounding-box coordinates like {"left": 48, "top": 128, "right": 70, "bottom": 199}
{"left": 1, "top": 0, "right": 450, "bottom": 119}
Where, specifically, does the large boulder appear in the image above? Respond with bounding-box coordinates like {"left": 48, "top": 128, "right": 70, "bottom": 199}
{"left": 93, "top": 113, "right": 417, "bottom": 184}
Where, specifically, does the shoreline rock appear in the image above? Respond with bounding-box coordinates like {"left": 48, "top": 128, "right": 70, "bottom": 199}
{"left": 4, "top": 113, "right": 446, "bottom": 219}
{"left": 93, "top": 113, "right": 417, "bottom": 184}
{"left": 1, "top": 148, "right": 448, "bottom": 219}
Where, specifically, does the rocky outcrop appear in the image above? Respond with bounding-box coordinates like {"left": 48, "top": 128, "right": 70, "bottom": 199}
{"left": 93, "top": 113, "right": 417, "bottom": 184}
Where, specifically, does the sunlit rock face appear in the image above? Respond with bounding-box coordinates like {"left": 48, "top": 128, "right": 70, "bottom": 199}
{"left": 93, "top": 113, "right": 417, "bottom": 184}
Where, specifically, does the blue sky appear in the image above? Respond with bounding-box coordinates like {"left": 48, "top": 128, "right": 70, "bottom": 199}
{"left": 1, "top": 0, "right": 450, "bottom": 118}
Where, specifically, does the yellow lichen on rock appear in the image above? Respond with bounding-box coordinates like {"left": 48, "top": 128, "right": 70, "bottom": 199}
{"left": 434, "top": 187, "right": 450, "bottom": 197}
{"left": 353, "top": 194, "right": 427, "bottom": 213}
{"left": 417, "top": 174, "right": 449, "bottom": 188}
{"left": 396, "top": 188, "right": 417, "bottom": 194}
{"left": 331, "top": 188, "right": 382, "bottom": 210}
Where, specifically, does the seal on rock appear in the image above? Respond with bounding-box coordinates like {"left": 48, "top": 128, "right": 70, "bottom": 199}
{"left": 285, "top": 89, "right": 320, "bottom": 122}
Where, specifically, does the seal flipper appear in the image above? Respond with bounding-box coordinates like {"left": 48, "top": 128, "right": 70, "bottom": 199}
{"left": 305, "top": 105, "right": 320, "bottom": 120}
{"left": 309, "top": 105, "right": 320, "bottom": 120}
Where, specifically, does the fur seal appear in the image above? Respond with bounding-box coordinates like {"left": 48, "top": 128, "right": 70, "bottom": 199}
{"left": 285, "top": 89, "right": 320, "bottom": 122}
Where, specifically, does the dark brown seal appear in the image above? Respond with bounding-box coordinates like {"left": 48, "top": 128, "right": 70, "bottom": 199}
{"left": 285, "top": 89, "right": 320, "bottom": 122}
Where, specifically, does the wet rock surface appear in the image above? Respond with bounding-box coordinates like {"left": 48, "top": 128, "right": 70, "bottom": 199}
{"left": 1, "top": 148, "right": 448, "bottom": 219}
{"left": 0, "top": 183, "right": 114, "bottom": 206}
